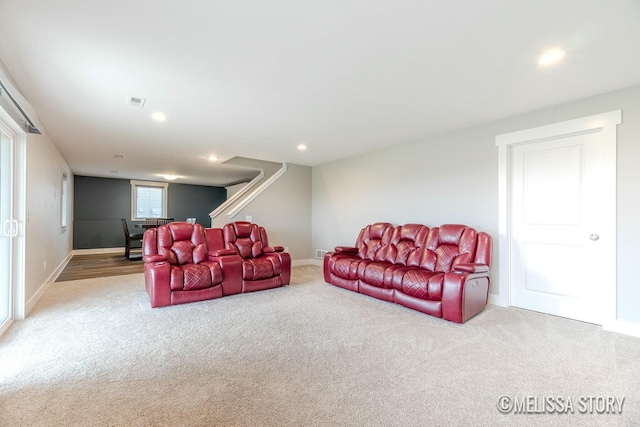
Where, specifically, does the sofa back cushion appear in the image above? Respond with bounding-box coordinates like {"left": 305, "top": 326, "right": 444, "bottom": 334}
{"left": 204, "top": 227, "right": 225, "bottom": 252}
{"left": 355, "top": 222, "right": 393, "bottom": 261}
{"left": 157, "top": 222, "right": 207, "bottom": 265}
{"left": 223, "top": 221, "right": 264, "bottom": 259}
{"left": 382, "top": 224, "right": 430, "bottom": 266}
{"left": 420, "top": 224, "right": 477, "bottom": 273}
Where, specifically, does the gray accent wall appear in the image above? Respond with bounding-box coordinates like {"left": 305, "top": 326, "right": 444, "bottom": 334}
{"left": 73, "top": 176, "right": 226, "bottom": 249}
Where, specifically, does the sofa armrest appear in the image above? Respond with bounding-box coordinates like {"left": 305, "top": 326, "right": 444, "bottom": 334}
{"left": 144, "top": 261, "right": 171, "bottom": 308}
{"left": 214, "top": 254, "right": 243, "bottom": 296}
{"left": 454, "top": 263, "right": 489, "bottom": 274}
{"left": 143, "top": 254, "right": 166, "bottom": 263}
{"left": 335, "top": 246, "right": 358, "bottom": 254}
{"left": 263, "top": 245, "right": 284, "bottom": 253}
{"left": 442, "top": 271, "right": 491, "bottom": 323}
{"left": 208, "top": 249, "right": 237, "bottom": 259}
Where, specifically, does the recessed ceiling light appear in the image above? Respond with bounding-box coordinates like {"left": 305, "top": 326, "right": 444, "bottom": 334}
{"left": 538, "top": 49, "right": 566, "bottom": 65}
{"left": 151, "top": 112, "right": 167, "bottom": 122}
{"left": 208, "top": 155, "right": 218, "bottom": 161}
{"left": 162, "top": 174, "right": 177, "bottom": 181}
{"left": 297, "top": 144, "right": 307, "bottom": 151}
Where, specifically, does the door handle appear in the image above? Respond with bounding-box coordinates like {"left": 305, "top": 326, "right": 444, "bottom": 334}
{"left": 12, "top": 219, "right": 18, "bottom": 237}
{"left": 590, "top": 234, "right": 600, "bottom": 241}
{"left": 2, "top": 220, "right": 9, "bottom": 237}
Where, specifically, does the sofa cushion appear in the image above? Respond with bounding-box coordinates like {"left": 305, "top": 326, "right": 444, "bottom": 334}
{"left": 243, "top": 256, "right": 280, "bottom": 280}
{"left": 356, "top": 222, "right": 393, "bottom": 261}
{"left": 420, "top": 225, "right": 477, "bottom": 273}
{"left": 357, "top": 261, "right": 394, "bottom": 288}
{"left": 383, "top": 224, "right": 429, "bottom": 266}
{"left": 170, "top": 264, "right": 212, "bottom": 291}
{"left": 400, "top": 269, "right": 443, "bottom": 301}
{"left": 223, "top": 221, "right": 264, "bottom": 259}
{"left": 182, "top": 264, "right": 213, "bottom": 290}
{"left": 157, "top": 223, "right": 208, "bottom": 265}
{"left": 331, "top": 256, "right": 360, "bottom": 280}
{"left": 172, "top": 240, "right": 195, "bottom": 265}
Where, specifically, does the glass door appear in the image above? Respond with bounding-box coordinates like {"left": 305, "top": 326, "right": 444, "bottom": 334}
{"left": 0, "top": 125, "right": 15, "bottom": 332}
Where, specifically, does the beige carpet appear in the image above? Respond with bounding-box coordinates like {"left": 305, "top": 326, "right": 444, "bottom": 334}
{"left": 1, "top": 265, "right": 639, "bottom": 426}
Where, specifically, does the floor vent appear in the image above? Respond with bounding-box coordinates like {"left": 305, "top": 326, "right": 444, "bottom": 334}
{"left": 316, "top": 249, "right": 328, "bottom": 259}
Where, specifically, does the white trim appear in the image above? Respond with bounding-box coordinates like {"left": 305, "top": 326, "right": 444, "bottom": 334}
{"left": 496, "top": 110, "right": 621, "bottom": 325}
{"left": 227, "top": 163, "right": 288, "bottom": 220}
{"left": 12, "top": 133, "right": 26, "bottom": 320}
{"left": 209, "top": 170, "right": 265, "bottom": 222}
{"left": 603, "top": 320, "right": 640, "bottom": 338}
{"left": 0, "top": 108, "right": 27, "bottom": 324}
{"left": 495, "top": 110, "right": 622, "bottom": 146}
{"left": 0, "top": 317, "right": 12, "bottom": 336}
{"left": 73, "top": 247, "right": 124, "bottom": 255}
{"left": 292, "top": 258, "right": 322, "bottom": 267}
{"left": 25, "top": 252, "right": 72, "bottom": 316}
{"left": 130, "top": 180, "right": 169, "bottom": 221}
{"left": 488, "top": 293, "right": 504, "bottom": 307}
{"left": 0, "top": 71, "right": 45, "bottom": 133}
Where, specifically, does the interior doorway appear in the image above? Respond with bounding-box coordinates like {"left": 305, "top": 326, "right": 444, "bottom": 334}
{"left": 496, "top": 111, "right": 620, "bottom": 325}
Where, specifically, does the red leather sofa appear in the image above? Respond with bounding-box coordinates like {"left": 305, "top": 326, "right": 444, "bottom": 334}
{"left": 323, "top": 222, "right": 492, "bottom": 323}
{"left": 142, "top": 221, "right": 291, "bottom": 308}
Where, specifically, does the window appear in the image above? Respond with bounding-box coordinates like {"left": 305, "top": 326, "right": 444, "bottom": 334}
{"left": 61, "top": 172, "right": 68, "bottom": 231}
{"left": 131, "top": 180, "right": 168, "bottom": 220}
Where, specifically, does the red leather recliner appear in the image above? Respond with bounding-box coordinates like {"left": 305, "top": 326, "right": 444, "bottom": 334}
{"left": 143, "top": 221, "right": 290, "bottom": 308}
{"left": 143, "top": 222, "right": 230, "bottom": 307}
{"left": 323, "top": 222, "right": 394, "bottom": 292}
{"left": 223, "top": 221, "right": 291, "bottom": 293}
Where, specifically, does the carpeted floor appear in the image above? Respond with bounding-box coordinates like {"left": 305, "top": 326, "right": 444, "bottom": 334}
{"left": 1, "top": 265, "right": 639, "bottom": 426}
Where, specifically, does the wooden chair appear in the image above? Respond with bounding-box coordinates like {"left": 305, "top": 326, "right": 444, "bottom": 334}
{"left": 144, "top": 218, "right": 173, "bottom": 228}
{"left": 121, "top": 218, "right": 144, "bottom": 260}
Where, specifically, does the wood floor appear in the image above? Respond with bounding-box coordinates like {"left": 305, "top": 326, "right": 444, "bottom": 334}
{"left": 56, "top": 253, "right": 144, "bottom": 282}
{"left": 56, "top": 253, "right": 323, "bottom": 283}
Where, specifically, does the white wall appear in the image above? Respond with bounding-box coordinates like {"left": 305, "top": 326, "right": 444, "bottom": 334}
{"left": 312, "top": 84, "right": 640, "bottom": 325}
{"left": 0, "top": 56, "right": 73, "bottom": 316}
{"left": 225, "top": 182, "right": 247, "bottom": 199}
{"left": 232, "top": 163, "right": 312, "bottom": 260}
{"left": 24, "top": 131, "right": 73, "bottom": 313}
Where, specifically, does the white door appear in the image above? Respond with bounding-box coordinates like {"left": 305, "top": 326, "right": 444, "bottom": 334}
{"left": 510, "top": 130, "right": 609, "bottom": 324}
{"left": 497, "top": 111, "right": 619, "bottom": 325}
{"left": 0, "top": 124, "right": 15, "bottom": 334}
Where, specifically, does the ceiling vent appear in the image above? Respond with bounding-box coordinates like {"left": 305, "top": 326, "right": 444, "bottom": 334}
{"left": 126, "top": 96, "right": 146, "bottom": 108}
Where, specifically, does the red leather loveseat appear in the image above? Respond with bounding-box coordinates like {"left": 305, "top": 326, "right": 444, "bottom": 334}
{"left": 323, "top": 223, "right": 492, "bottom": 323}
{"left": 142, "top": 221, "right": 291, "bottom": 308}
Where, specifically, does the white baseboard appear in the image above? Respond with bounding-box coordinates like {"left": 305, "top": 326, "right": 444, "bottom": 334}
{"left": 488, "top": 293, "right": 507, "bottom": 307}
{"left": 292, "top": 259, "right": 322, "bottom": 267}
{"left": 487, "top": 295, "right": 640, "bottom": 338}
{"left": 72, "top": 247, "right": 125, "bottom": 255}
{"left": 25, "top": 252, "right": 73, "bottom": 316}
{"left": 603, "top": 319, "right": 640, "bottom": 338}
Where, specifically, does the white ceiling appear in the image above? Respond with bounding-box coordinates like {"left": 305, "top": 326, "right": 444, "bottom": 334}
{"left": 0, "top": 0, "right": 639, "bottom": 186}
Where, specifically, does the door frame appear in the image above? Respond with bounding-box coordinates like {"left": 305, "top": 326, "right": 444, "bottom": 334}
{"left": 495, "top": 110, "right": 621, "bottom": 326}
{"left": 0, "top": 106, "right": 26, "bottom": 335}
